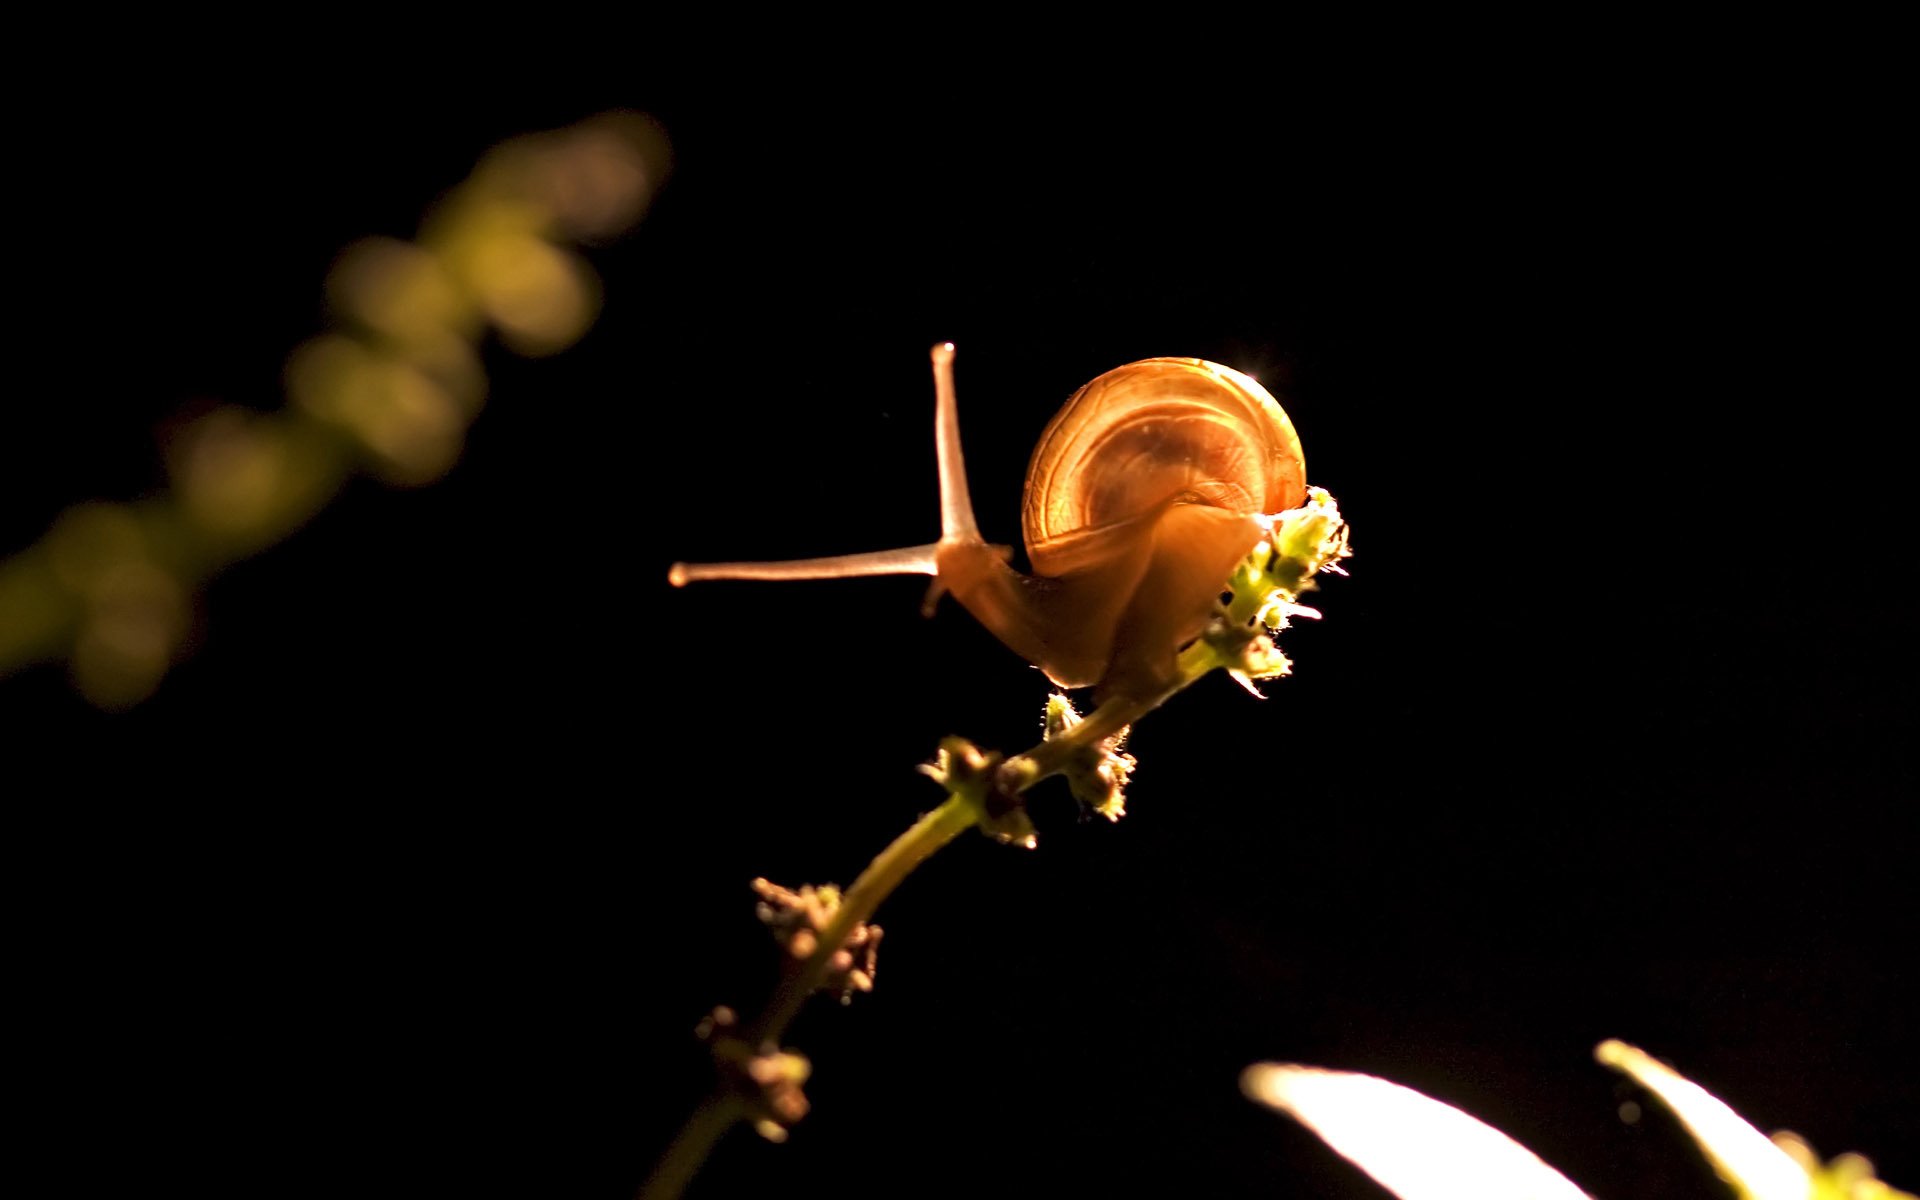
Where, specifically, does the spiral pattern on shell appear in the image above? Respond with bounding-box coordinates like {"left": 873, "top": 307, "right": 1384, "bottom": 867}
{"left": 1020, "top": 358, "right": 1307, "bottom": 575}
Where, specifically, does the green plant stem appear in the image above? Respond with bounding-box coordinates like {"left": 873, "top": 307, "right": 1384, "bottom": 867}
{"left": 639, "top": 1095, "right": 745, "bottom": 1200}
{"left": 749, "top": 794, "right": 981, "bottom": 1044}
{"left": 1005, "top": 647, "right": 1215, "bottom": 784}
{"left": 640, "top": 795, "right": 981, "bottom": 1200}
{"left": 643, "top": 495, "right": 1346, "bottom": 1200}
{"left": 639, "top": 662, "right": 1222, "bottom": 1200}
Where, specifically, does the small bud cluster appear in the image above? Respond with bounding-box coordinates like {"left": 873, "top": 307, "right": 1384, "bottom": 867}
{"left": 921, "top": 736, "right": 1036, "bottom": 848}
{"left": 1212, "top": 488, "right": 1351, "bottom": 695}
{"left": 1043, "top": 694, "right": 1136, "bottom": 822}
{"left": 696, "top": 1006, "right": 811, "bottom": 1142}
{"left": 751, "top": 878, "right": 882, "bottom": 1003}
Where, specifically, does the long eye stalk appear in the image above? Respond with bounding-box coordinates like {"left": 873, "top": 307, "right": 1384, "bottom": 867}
{"left": 666, "top": 344, "right": 973, "bottom": 589}
{"left": 930, "top": 342, "right": 981, "bottom": 544}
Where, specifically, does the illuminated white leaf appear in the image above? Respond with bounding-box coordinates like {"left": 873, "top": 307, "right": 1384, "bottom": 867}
{"left": 1242, "top": 1063, "right": 1592, "bottom": 1200}
{"left": 1594, "top": 1040, "right": 1812, "bottom": 1200}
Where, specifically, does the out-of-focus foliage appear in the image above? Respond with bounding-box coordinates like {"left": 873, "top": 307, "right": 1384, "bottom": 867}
{"left": 0, "top": 111, "right": 668, "bottom": 709}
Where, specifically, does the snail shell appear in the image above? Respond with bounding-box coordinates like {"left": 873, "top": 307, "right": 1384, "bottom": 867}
{"left": 670, "top": 347, "right": 1306, "bottom": 699}
{"left": 1025, "top": 357, "right": 1305, "bottom": 560}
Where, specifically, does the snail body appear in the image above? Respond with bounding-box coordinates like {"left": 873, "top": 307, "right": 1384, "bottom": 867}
{"left": 670, "top": 345, "right": 1305, "bottom": 698}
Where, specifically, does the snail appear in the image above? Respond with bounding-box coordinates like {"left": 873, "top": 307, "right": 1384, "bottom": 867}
{"left": 669, "top": 344, "right": 1306, "bottom": 698}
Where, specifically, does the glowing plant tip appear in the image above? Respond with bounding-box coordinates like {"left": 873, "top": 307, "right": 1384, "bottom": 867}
{"left": 1040, "top": 693, "right": 1134, "bottom": 821}
{"left": 1241, "top": 1064, "right": 1592, "bottom": 1200}
{"left": 1595, "top": 1041, "right": 1813, "bottom": 1200}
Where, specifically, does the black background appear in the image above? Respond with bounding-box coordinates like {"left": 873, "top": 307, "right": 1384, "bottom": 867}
{"left": 3, "top": 49, "right": 1912, "bottom": 1200}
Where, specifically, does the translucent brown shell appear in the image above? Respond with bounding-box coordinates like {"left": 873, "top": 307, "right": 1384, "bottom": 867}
{"left": 1024, "top": 357, "right": 1305, "bottom": 572}
{"left": 669, "top": 346, "right": 1307, "bottom": 698}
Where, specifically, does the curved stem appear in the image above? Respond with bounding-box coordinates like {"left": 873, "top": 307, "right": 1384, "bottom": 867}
{"left": 750, "top": 794, "right": 981, "bottom": 1044}
{"left": 642, "top": 493, "right": 1345, "bottom": 1199}
{"left": 1007, "top": 640, "right": 1218, "bottom": 784}
{"left": 638, "top": 1095, "right": 745, "bottom": 1200}
{"left": 639, "top": 796, "right": 981, "bottom": 1200}
{"left": 639, "top": 650, "right": 1224, "bottom": 1200}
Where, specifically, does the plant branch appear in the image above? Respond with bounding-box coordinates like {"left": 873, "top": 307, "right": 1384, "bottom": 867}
{"left": 749, "top": 794, "right": 982, "bottom": 1044}
{"left": 638, "top": 1095, "right": 745, "bottom": 1200}
{"left": 638, "top": 796, "right": 978, "bottom": 1200}
{"left": 637, "top": 663, "right": 1213, "bottom": 1200}
{"left": 639, "top": 490, "right": 1349, "bottom": 1200}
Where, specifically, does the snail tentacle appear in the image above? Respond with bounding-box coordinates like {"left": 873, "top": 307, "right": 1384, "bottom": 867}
{"left": 668, "top": 344, "right": 1309, "bottom": 700}
{"left": 930, "top": 342, "right": 981, "bottom": 545}
{"left": 668, "top": 546, "right": 939, "bottom": 588}
{"left": 669, "top": 344, "right": 995, "bottom": 598}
